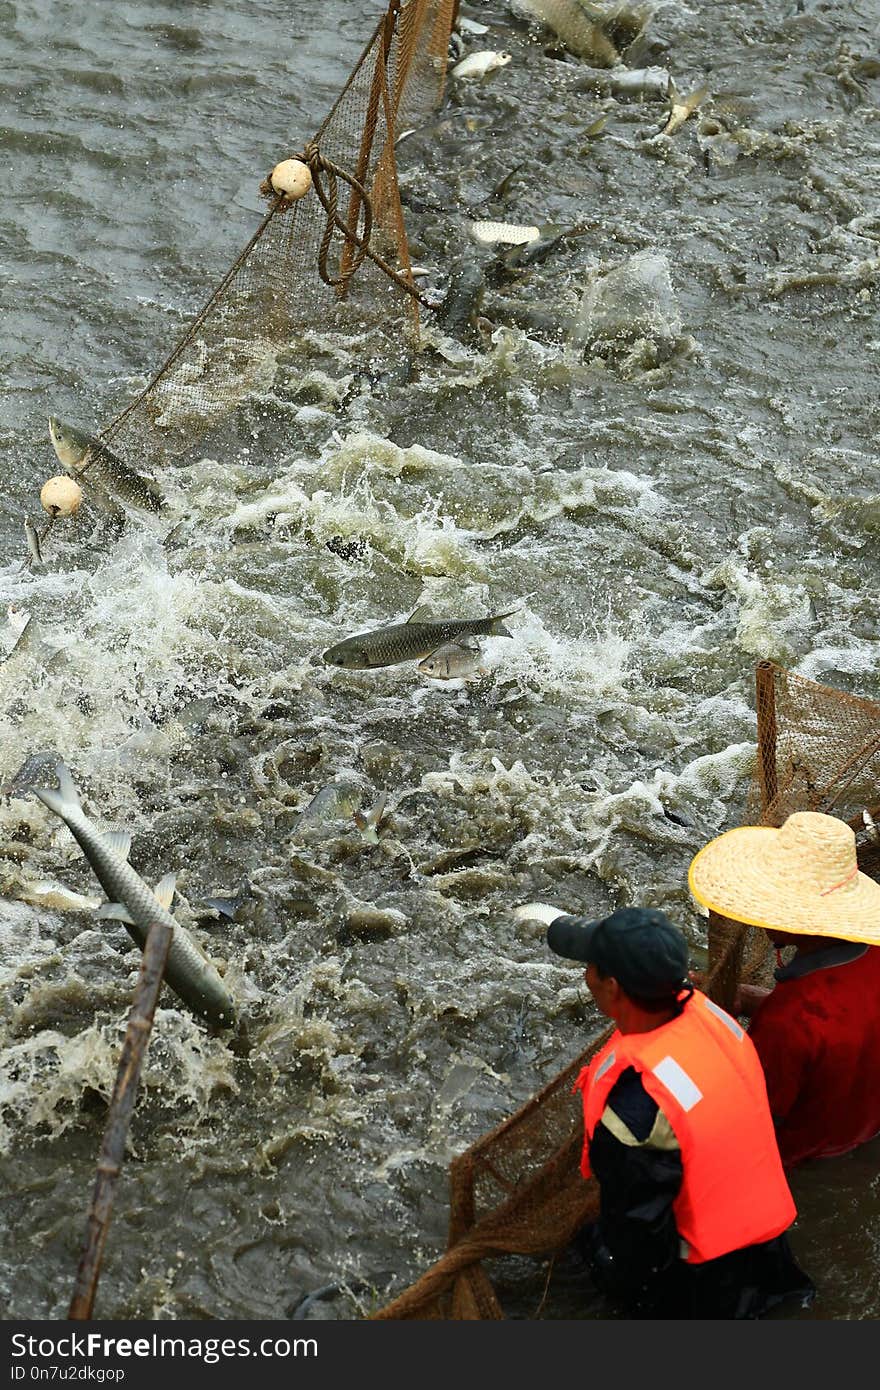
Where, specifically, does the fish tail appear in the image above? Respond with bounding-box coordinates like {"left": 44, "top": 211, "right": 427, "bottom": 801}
{"left": 33, "top": 761, "right": 82, "bottom": 821}
{"left": 488, "top": 607, "right": 520, "bottom": 638}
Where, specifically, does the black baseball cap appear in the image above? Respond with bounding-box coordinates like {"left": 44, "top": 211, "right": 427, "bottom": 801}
{"left": 547, "top": 906, "right": 690, "bottom": 1000}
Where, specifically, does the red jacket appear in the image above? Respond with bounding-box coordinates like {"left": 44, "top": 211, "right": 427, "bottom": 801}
{"left": 748, "top": 943, "right": 880, "bottom": 1166}
{"left": 575, "top": 991, "right": 795, "bottom": 1264}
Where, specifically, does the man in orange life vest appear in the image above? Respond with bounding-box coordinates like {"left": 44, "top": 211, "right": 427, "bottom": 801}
{"left": 515, "top": 902, "right": 814, "bottom": 1317}
{"left": 688, "top": 810, "right": 880, "bottom": 1168}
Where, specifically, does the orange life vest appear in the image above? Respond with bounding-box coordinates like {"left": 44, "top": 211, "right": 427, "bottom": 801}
{"left": 574, "top": 990, "right": 796, "bottom": 1264}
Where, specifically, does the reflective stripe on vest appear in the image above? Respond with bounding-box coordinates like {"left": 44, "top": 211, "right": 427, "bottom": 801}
{"left": 652, "top": 1056, "right": 703, "bottom": 1113}
{"left": 594, "top": 1050, "right": 616, "bottom": 1083}
{"left": 703, "top": 997, "right": 745, "bottom": 1040}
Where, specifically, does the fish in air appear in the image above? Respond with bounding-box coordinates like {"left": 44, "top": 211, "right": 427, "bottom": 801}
{"left": 48, "top": 417, "right": 166, "bottom": 513}
{"left": 323, "top": 604, "right": 518, "bottom": 671}
{"left": 33, "top": 762, "right": 235, "bottom": 1028}
{"left": 451, "top": 50, "right": 512, "bottom": 79}
{"left": 418, "top": 641, "right": 488, "bottom": 681}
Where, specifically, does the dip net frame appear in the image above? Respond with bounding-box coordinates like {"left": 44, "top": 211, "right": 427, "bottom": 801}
{"left": 95, "top": 0, "right": 458, "bottom": 469}
{"left": 374, "top": 660, "right": 880, "bottom": 1318}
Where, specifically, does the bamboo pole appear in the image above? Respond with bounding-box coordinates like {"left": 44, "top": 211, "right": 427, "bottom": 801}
{"left": 68, "top": 921, "right": 173, "bottom": 1320}
{"left": 755, "top": 660, "right": 778, "bottom": 819}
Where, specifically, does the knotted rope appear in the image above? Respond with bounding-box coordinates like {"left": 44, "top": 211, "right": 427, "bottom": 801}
{"left": 261, "top": 142, "right": 437, "bottom": 310}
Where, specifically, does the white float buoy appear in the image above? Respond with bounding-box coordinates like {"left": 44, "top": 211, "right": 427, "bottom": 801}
{"left": 40, "top": 475, "right": 83, "bottom": 517}
{"left": 268, "top": 159, "right": 313, "bottom": 200}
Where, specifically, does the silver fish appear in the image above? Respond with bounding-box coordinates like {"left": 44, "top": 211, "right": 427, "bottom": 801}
{"left": 17, "top": 879, "right": 103, "bottom": 914}
{"left": 33, "top": 762, "right": 236, "bottom": 1028}
{"left": 418, "top": 641, "right": 486, "bottom": 680}
{"left": 23, "top": 519, "right": 44, "bottom": 568}
{"left": 323, "top": 605, "right": 517, "bottom": 671}
{"left": 575, "top": 66, "right": 672, "bottom": 101}
{"left": 48, "top": 417, "right": 165, "bottom": 513}
{"left": 450, "top": 50, "right": 512, "bottom": 78}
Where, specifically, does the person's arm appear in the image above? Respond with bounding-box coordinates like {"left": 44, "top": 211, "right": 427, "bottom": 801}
{"left": 586, "top": 1070, "right": 683, "bottom": 1306}
{"left": 688, "top": 970, "right": 772, "bottom": 1018}
{"left": 734, "top": 982, "right": 773, "bottom": 1017}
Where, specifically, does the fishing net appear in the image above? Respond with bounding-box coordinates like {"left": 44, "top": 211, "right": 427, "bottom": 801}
{"left": 374, "top": 661, "right": 880, "bottom": 1319}
{"left": 96, "top": 0, "right": 457, "bottom": 468}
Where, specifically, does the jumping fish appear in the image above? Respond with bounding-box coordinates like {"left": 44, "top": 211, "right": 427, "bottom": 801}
{"left": 17, "top": 879, "right": 103, "bottom": 914}
{"left": 322, "top": 605, "right": 518, "bottom": 670}
{"left": 33, "top": 762, "right": 236, "bottom": 1028}
{"left": 48, "top": 417, "right": 166, "bottom": 513}
{"left": 23, "top": 520, "right": 44, "bottom": 569}
{"left": 451, "top": 50, "right": 512, "bottom": 79}
{"left": 418, "top": 641, "right": 487, "bottom": 680}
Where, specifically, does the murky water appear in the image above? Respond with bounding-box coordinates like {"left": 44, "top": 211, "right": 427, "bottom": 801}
{"left": 2, "top": 0, "right": 880, "bottom": 1319}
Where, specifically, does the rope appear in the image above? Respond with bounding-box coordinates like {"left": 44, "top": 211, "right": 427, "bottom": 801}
{"left": 282, "top": 141, "right": 437, "bottom": 311}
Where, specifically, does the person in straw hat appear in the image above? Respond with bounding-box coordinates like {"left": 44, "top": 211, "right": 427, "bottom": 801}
{"left": 515, "top": 901, "right": 814, "bottom": 1318}
{"left": 688, "top": 809, "right": 880, "bottom": 1169}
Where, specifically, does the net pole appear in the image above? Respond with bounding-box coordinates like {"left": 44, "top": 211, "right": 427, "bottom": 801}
{"left": 706, "top": 910, "right": 745, "bottom": 1013}
{"left": 755, "top": 661, "right": 778, "bottom": 819}
{"left": 68, "top": 921, "right": 173, "bottom": 1320}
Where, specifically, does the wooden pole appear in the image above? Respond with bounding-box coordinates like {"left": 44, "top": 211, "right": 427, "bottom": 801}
{"left": 755, "top": 660, "right": 778, "bottom": 820}
{"left": 68, "top": 921, "right": 173, "bottom": 1320}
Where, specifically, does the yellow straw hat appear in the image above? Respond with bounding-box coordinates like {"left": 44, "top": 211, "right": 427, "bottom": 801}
{"left": 688, "top": 811, "right": 880, "bottom": 945}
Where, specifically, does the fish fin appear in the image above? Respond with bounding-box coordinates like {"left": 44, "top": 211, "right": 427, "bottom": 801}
{"left": 102, "top": 830, "right": 132, "bottom": 862}
{"left": 488, "top": 607, "right": 521, "bottom": 638}
{"left": 152, "top": 873, "right": 177, "bottom": 910}
{"left": 406, "top": 603, "right": 433, "bottom": 623}
{"left": 352, "top": 811, "right": 368, "bottom": 831}
{"left": 33, "top": 761, "right": 82, "bottom": 819}
{"left": 96, "top": 902, "right": 137, "bottom": 925}
{"left": 202, "top": 896, "right": 236, "bottom": 919}
{"left": 684, "top": 85, "right": 709, "bottom": 116}
{"left": 368, "top": 792, "right": 387, "bottom": 826}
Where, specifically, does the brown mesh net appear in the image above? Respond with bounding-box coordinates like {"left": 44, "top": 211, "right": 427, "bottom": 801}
{"left": 374, "top": 661, "right": 880, "bottom": 1318}
{"left": 96, "top": 1, "right": 457, "bottom": 468}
